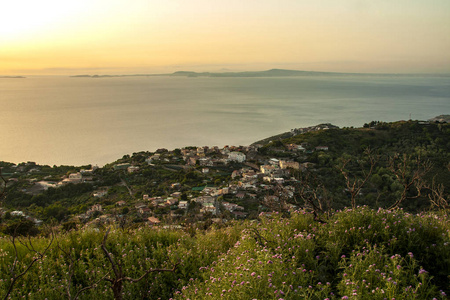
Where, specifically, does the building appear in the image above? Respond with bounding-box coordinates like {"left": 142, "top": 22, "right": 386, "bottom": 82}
{"left": 147, "top": 217, "right": 161, "bottom": 225}
{"left": 178, "top": 200, "right": 188, "bottom": 209}
{"left": 279, "top": 160, "right": 300, "bottom": 170}
{"left": 260, "top": 165, "right": 279, "bottom": 174}
{"left": 127, "top": 166, "right": 140, "bottom": 173}
{"left": 228, "top": 151, "right": 246, "bottom": 163}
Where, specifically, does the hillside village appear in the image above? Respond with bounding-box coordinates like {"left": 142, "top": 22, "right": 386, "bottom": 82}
{"left": 1, "top": 120, "right": 449, "bottom": 231}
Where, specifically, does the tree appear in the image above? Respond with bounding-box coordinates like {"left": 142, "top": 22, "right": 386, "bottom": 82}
{"left": 388, "top": 154, "right": 432, "bottom": 209}
{"left": 2, "top": 230, "right": 54, "bottom": 300}
{"left": 56, "top": 242, "right": 108, "bottom": 300}
{"left": 294, "top": 172, "right": 331, "bottom": 220}
{"left": 4, "top": 219, "right": 40, "bottom": 237}
{"left": 426, "top": 178, "right": 449, "bottom": 210}
{"left": 339, "top": 148, "right": 377, "bottom": 209}
{"left": 100, "top": 228, "right": 179, "bottom": 300}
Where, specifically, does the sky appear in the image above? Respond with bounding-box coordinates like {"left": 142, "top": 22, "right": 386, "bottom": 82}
{"left": 1, "top": 0, "right": 449, "bottom": 75}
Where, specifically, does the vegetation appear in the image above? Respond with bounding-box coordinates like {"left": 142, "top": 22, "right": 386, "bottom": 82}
{"left": 0, "top": 208, "right": 448, "bottom": 299}
{"left": 0, "top": 118, "right": 449, "bottom": 299}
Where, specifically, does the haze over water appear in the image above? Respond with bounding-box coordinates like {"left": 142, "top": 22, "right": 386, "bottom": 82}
{"left": 1, "top": 75, "right": 449, "bottom": 166}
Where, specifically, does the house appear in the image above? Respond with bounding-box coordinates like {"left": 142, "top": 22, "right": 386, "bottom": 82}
{"left": 222, "top": 202, "right": 245, "bottom": 212}
{"left": 139, "top": 207, "right": 151, "bottom": 215}
{"left": 260, "top": 165, "right": 279, "bottom": 174}
{"left": 181, "top": 149, "right": 194, "bottom": 156}
{"left": 68, "top": 172, "right": 83, "bottom": 183}
{"left": 192, "top": 196, "right": 215, "bottom": 204}
{"left": 151, "top": 197, "right": 165, "bottom": 206}
{"left": 242, "top": 170, "right": 258, "bottom": 179}
{"left": 166, "top": 198, "right": 178, "bottom": 206}
{"left": 93, "top": 188, "right": 108, "bottom": 197}
{"left": 188, "top": 157, "right": 197, "bottom": 166}
{"left": 196, "top": 147, "right": 205, "bottom": 157}
{"left": 145, "top": 154, "right": 160, "bottom": 164}
{"left": 231, "top": 211, "right": 248, "bottom": 219}
{"left": 273, "top": 178, "right": 285, "bottom": 184}
{"left": 171, "top": 192, "right": 182, "bottom": 198}
{"left": 199, "top": 158, "right": 213, "bottom": 167}
{"left": 178, "top": 200, "right": 188, "bottom": 209}
{"left": 127, "top": 166, "right": 140, "bottom": 173}
{"left": 201, "top": 202, "right": 217, "bottom": 215}
{"left": 219, "top": 187, "right": 229, "bottom": 195}
{"left": 228, "top": 151, "right": 246, "bottom": 163}
{"left": 147, "top": 217, "right": 161, "bottom": 225}
{"left": 269, "top": 158, "right": 280, "bottom": 165}
{"left": 279, "top": 160, "right": 300, "bottom": 170}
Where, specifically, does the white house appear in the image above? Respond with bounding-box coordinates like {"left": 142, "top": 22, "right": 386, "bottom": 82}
{"left": 178, "top": 200, "right": 188, "bottom": 209}
{"left": 228, "top": 151, "right": 246, "bottom": 163}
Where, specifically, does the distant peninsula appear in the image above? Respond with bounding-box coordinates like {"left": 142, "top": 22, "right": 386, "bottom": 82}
{"left": 0, "top": 76, "right": 26, "bottom": 78}
{"left": 71, "top": 69, "right": 450, "bottom": 78}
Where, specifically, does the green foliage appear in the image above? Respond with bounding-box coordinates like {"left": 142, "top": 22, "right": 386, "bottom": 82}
{"left": 0, "top": 208, "right": 448, "bottom": 299}
{"left": 3, "top": 218, "right": 40, "bottom": 237}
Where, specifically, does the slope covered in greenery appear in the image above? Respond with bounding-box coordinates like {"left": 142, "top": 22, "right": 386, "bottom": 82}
{"left": 0, "top": 207, "right": 448, "bottom": 299}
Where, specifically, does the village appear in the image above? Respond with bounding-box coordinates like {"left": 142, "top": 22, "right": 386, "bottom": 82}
{"left": 1, "top": 124, "right": 334, "bottom": 229}
{"left": 74, "top": 140, "right": 330, "bottom": 227}
{"left": 3, "top": 119, "right": 444, "bottom": 230}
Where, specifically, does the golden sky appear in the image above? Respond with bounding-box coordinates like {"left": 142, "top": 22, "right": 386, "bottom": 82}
{"left": 1, "top": 0, "right": 449, "bottom": 75}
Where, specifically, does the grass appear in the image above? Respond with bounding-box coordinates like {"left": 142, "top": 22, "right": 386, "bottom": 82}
{"left": 0, "top": 207, "right": 448, "bottom": 299}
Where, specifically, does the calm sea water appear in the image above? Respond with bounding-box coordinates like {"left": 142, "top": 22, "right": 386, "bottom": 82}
{"left": 1, "top": 75, "right": 449, "bottom": 166}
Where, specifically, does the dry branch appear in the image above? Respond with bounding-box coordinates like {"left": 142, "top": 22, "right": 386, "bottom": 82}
{"left": 2, "top": 231, "right": 54, "bottom": 300}
{"left": 100, "top": 228, "right": 179, "bottom": 300}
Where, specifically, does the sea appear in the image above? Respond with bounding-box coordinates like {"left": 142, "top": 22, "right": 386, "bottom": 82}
{"left": 1, "top": 75, "right": 449, "bottom": 166}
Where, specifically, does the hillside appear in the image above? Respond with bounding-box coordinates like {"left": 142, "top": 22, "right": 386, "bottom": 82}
{"left": 0, "top": 117, "right": 449, "bottom": 299}
{"left": 1, "top": 118, "right": 449, "bottom": 226}
{"left": 0, "top": 207, "right": 448, "bottom": 299}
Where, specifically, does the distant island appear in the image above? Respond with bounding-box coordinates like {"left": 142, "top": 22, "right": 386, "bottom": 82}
{"left": 71, "top": 69, "right": 450, "bottom": 78}
{"left": 0, "top": 76, "right": 26, "bottom": 78}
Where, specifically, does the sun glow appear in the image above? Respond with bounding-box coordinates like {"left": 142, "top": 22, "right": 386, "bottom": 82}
{"left": 0, "top": 1, "right": 89, "bottom": 41}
